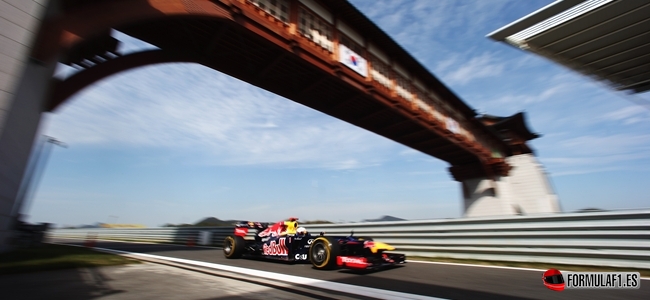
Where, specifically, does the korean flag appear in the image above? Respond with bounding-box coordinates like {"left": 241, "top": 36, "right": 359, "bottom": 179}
{"left": 339, "top": 44, "right": 368, "bottom": 77}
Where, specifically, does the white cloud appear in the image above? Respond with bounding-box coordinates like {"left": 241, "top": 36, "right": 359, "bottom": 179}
{"left": 602, "top": 106, "right": 650, "bottom": 122}
{"left": 434, "top": 55, "right": 459, "bottom": 75}
{"left": 556, "top": 134, "right": 650, "bottom": 156}
{"left": 540, "top": 133, "right": 650, "bottom": 176}
{"left": 443, "top": 54, "right": 504, "bottom": 85}
{"left": 45, "top": 62, "right": 399, "bottom": 170}
{"left": 483, "top": 75, "right": 576, "bottom": 108}
{"left": 399, "top": 148, "right": 420, "bottom": 156}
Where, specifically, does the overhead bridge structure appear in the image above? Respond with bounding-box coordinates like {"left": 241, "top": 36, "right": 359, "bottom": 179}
{"left": 0, "top": 0, "right": 560, "bottom": 251}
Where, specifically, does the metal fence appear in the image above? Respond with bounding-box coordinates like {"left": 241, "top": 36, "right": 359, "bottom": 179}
{"left": 49, "top": 209, "right": 650, "bottom": 269}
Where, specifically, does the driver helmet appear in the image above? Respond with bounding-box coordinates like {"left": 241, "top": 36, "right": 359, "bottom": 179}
{"left": 297, "top": 227, "right": 308, "bottom": 236}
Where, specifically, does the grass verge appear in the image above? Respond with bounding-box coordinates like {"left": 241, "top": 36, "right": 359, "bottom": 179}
{"left": 0, "top": 243, "right": 140, "bottom": 275}
{"left": 408, "top": 256, "right": 650, "bottom": 277}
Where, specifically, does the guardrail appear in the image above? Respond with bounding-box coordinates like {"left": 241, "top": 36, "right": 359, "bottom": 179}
{"left": 49, "top": 209, "right": 650, "bottom": 269}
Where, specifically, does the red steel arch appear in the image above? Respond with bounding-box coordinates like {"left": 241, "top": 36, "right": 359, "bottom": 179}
{"left": 49, "top": 49, "right": 201, "bottom": 111}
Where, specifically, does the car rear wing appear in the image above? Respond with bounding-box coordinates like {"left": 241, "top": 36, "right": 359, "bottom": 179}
{"left": 235, "top": 221, "right": 269, "bottom": 229}
{"left": 233, "top": 221, "right": 270, "bottom": 237}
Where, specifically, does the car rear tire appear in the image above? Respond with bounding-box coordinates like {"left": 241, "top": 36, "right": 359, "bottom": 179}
{"left": 309, "top": 236, "right": 340, "bottom": 270}
{"left": 223, "top": 235, "right": 245, "bottom": 259}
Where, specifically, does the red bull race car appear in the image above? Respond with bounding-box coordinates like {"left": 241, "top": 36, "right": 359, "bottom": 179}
{"left": 223, "top": 218, "right": 406, "bottom": 270}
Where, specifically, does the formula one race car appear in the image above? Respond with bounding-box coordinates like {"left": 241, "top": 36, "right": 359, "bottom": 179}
{"left": 223, "top": 218, "right": 406, "bottom": 270}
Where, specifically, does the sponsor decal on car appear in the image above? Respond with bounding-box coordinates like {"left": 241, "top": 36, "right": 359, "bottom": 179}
{"left": 263, "top": 238, "right": 288, "bottom": 256}
{"left": 294, "top": 254, "right": 308, "bottom": 260}
{"left": 337, "top": 256, "right": 368, "bottom": 269}
{"left": 363, "top": 240, "right": 395, "bottom": 253}
{"left": 234, "top": 227, "right": 248, "bottom": 236}
{"left": 258, "top": 221, "right": 284, "bottom": 237}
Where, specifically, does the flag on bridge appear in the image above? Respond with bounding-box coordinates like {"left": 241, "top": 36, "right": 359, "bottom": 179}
{"left": 339, "top": 44, "right": 368, "bottom": 78}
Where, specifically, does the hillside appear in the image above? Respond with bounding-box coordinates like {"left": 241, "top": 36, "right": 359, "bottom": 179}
{"left": 362, "top": 215, "right": 405, "bottom": 222}
{"left": 194, "top": 217, "right": 241, "bottom": 226}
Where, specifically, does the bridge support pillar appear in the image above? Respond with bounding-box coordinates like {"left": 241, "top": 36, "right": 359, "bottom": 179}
{"left": 455, "top": 154, "right": 561, "bottom": 217}
{"left": 0, "top": 0, "right": 55, "bottom": 252}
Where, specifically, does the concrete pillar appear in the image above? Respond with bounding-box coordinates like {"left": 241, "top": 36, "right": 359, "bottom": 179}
{"left": 0, "top": 0, "right": 53, "bottom": 252}
{"left": 504, "top": 153, "right": 561, "bottom": 214}
{"left": 462, "top": 153, "right": 561, "bottom": 217}
{"left": 462, "top": 177, "right": 516, "bottom": 217}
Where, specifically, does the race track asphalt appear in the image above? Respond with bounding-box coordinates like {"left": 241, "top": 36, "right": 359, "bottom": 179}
{"left": 52, "top": 239, "right": 648, "bottom": 300}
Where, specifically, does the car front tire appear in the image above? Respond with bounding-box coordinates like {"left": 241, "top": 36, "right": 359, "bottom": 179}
{"left": 309, "top": 236, "right": 340, "bottom": 270}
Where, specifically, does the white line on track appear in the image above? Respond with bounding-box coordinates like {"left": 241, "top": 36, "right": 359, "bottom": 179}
{"left": 60, "top": 243, "right": 447, "bottom": 300}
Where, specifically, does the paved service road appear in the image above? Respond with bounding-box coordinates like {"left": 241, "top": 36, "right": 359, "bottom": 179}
{"left": 1, "top": 262, "right": 333, "bottom": 300}
{"left": 53, "top": 239, "right": 649, "bottom": 300}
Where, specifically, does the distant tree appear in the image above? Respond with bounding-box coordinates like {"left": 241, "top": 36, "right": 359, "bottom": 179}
{"left": 194, "top": 217, "right": 240, "bottom": 227}
{"left": 362, "top": 215, "right": 405, "bottom": 222}
{"left": 194, "top": 217, "right": 218, "bottom": 226}
{"left": 302, "top": 220, "right": 334, "bottom": 224}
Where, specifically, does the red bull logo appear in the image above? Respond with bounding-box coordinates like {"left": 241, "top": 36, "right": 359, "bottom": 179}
{"left": 263, "top": 238, "right": 287, "bottom": 256}
{"left": 258, "top": 221, "right": 284, "bottom": 237}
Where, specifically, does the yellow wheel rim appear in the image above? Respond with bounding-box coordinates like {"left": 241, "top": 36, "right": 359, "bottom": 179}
{"left": 310, "top": 237, "right": 331, "bottom": 267}
{"left": 224, "top": 237, "right": 235, "bottom": 257}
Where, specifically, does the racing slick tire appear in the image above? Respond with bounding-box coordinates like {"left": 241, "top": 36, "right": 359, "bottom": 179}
{"left": 223, "top": 235, "right": 245, "bottom": 259}
{"left": 309, "top": 236, "right": 341, "bottom": 270}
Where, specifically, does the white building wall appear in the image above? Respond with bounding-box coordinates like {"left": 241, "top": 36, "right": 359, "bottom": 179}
{"left": 505, "top": 153, "right": 561, "bottom": 214}
{"left": 463, "top": 153, "right": 561, "bottom": 217}
{"left": 0, "top": 0, "right": 51, "bottom": 252}
{"left": 0, "top": 0, "right": 47, "bottom": 127}
{"left": 463, "top": 178, "right": 514, "bottom": 217}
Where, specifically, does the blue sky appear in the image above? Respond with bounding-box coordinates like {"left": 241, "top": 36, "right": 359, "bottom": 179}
{"left": 26, "top": 0, "right": 650, "bottom": 227}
